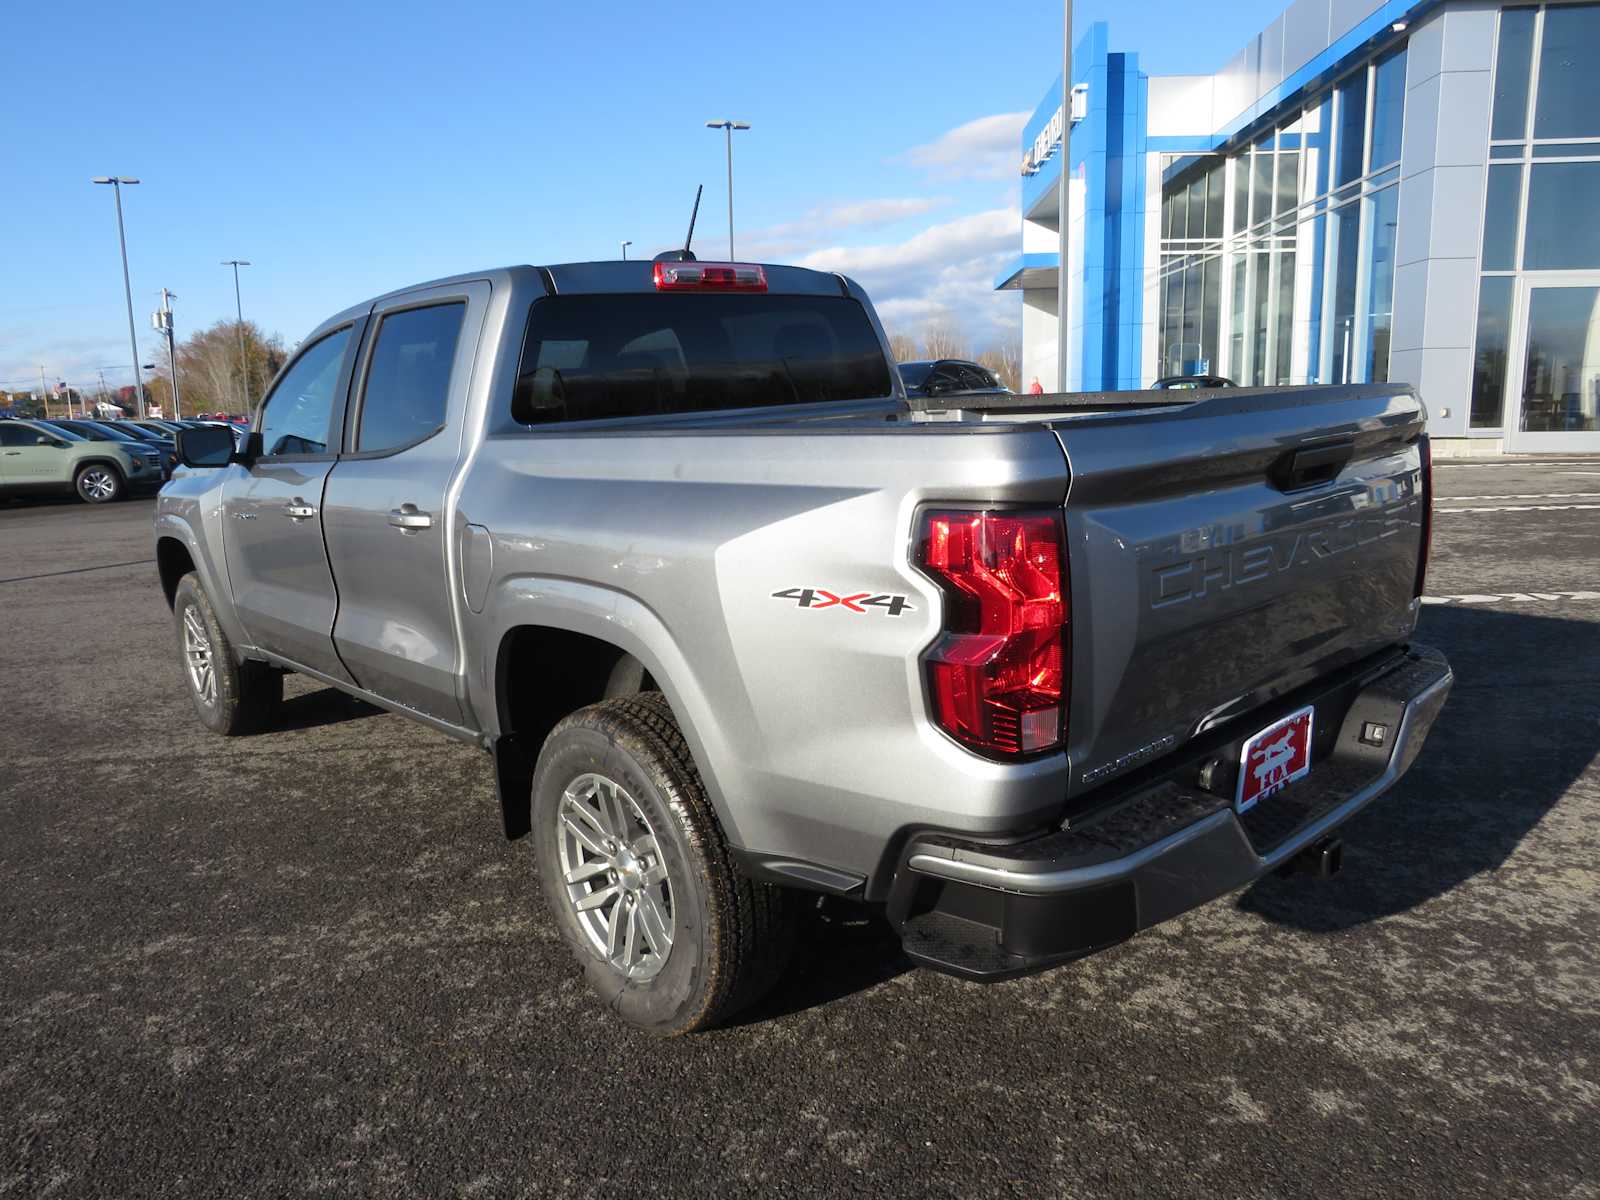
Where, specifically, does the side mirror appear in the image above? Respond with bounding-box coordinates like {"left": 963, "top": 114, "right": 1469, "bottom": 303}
{"left": 35, "top": 435, "right": 57, "bottom": 446}
{"left": 176, "top": 423, "right": 238, "bottom": 468}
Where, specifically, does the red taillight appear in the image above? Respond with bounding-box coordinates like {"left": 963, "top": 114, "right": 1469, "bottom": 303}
{"left": 652, "top": 261, "right": 768, "bottom": 292}
{"left": 915, "top": 509, "right": 1069, "bottom": 758}
{"left": 1414, "top": 435, "right": 1433, "bottom": 599}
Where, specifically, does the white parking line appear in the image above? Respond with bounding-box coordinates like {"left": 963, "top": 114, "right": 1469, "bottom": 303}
{"left": 1436, "top": 502, "right": 1600, "bottom": 513}
{"left": 1436, "top": 492, "right": 1600, "bottom": 501}
{"left": 1423, "top": 590, "right": 1600, "bottom": 605}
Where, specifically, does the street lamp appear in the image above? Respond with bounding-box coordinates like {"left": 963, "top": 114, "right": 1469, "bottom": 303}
{"left": 621, "top": 240, "right": 632, "bottom": 260}
{"left": 91, "top": 176, "right": 146, "bottom": 419}
{"left": 704, "top": 119, "right": 750, "bottom": 259}
{"left": 1056, "top": 2, "right": 1073, "bottom": 393}
{"left": 221, "top": 260, "right": 252, "bottom": 411}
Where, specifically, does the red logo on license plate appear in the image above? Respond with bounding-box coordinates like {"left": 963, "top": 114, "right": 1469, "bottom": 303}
{"left": 1236, "top": 706, "right": 1314, "bottom": 812}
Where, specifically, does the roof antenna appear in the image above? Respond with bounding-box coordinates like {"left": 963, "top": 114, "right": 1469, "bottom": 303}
{"left": 654, "top": 185, "right": 702, "bottom": 263}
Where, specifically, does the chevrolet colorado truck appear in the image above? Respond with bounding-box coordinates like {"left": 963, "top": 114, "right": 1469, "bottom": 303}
{"left": 154, "top": 258, "right": 1451, "bottom": 1035}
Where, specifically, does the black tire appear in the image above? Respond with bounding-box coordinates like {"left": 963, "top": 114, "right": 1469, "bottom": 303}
{"left": 531, "top": 693, "right": 796, "bottom": 1036}
{"left": 173, "top": 573, "right": 282, "bottom": 735}
{"left": 74, "top": 462, "right": 124, "bottom": 504}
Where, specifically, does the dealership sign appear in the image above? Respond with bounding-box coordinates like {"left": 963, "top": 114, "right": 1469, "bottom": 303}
{"left": 1021, "top": 84, "right": 1088, "bottom": 177}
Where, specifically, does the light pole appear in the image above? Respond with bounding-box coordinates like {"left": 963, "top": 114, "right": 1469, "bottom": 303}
{"left": 1056, "top": 2, "right": 1073, "bottom": 393}
{"left": 704, "top": 119, "right": 750, "bottom": 259}
{"left": 621, "top": 240, "right": 632, "bottom": 260}
{"left": 222, "top": 260, "right": 252, "bottom": 412}
{"left": 91, "top": 176, "right": 146, "bottom": 418}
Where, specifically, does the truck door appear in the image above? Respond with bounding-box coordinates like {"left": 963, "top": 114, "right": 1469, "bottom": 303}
{"left": 221, "top": 322, "right": 363, "bottom": 682}
{"left": 319, "top": 281, "right": 488, "bottom": 725}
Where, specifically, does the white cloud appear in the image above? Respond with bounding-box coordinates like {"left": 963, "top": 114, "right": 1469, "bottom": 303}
{"left": 795, "top": 206, "right": 1020, "bottom": 345}
{"left": 897, "top": 112, "right": 1030, "bottom": 182}
{"left": 741, "top": 196, "right": 953, "bottom": 258}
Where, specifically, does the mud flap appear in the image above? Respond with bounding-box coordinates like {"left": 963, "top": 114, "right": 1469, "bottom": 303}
{"left": 493, "top": 734, "right": 533, "bottom": 840}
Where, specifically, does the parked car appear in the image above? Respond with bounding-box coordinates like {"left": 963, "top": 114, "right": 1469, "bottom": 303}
{"left": 155, "top": 259, "right": 1450, "bottom": 1035}
{"left": 897, "top": 358, "right": 1011, "bottom": 400}
{"left": 40, "top": 418, "right": 177, "bottom": 477}
{"left": 1, "top": 417, "right": 162, "bottom": 502}
{"left": 1152, "top": 374, "right": 1237, "bottom": 390}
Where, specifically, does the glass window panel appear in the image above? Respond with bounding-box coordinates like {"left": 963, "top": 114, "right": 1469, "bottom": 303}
{"left": 1492, "top": 8, "right": 1537, "bottom": 141}
{"left": 1273, "top": 250, "right": 1296, "bottom": 384}
{"left": 1532, "top": 142, "right": 1600, "bottom": 158}
{"left": 1489, "top": 143, "right": 1527, "bottom": 159}
{"left": 1187, "top": 177, "right": 1206, "bottom": 239}
{"left": 1302, "top": 95, "right": 1331, "bottom": 201}
{"left": 1533, "top": 5, "right": 1600, "bottom": 139}
{"left": 1334, "top": 71, "right": 1369, "bottom": 188}
{"left": 258, "top": 328, "right": 352, "bottom": 456}
{"left": 1481, "top": 164, "right": 1524, "bottom": 271}
{"left": 1519, "top": 286, "right": 1600, "bottom": 432}
{"left": 1204, "top": 165, "right": 1225, "bottom": 239}
{"left": 1329, "top": 201, "right": 1362, "bottom": 384}
{"left": 1364, "top": 186, "right": 1400, "bottom": 383}
{"left": 1200, "top": 255, "right": 1221, "bottom": 374}
{"left": 1230, "top": 155, "right": 1250, "bottom": 234}
{"left": 1251, "top": 251, "right": 1271, "bottom": 385}
{"left": 1304, "top": 213, "right": 1328, "bottom": 383}
{"left": 1470, "top": 276, "right": 1514, "bottom": 427}
{"left": 357, "top": 303, "right": 464, "bottom": 453}
{"left": 1251, "top": 137, "right": 1274, "bottom": 228}
{"left": 1162, "top": 263, "right": 1184, "bottom": 375}
{"left": 1182, "top": 261, "right": 1203, "bottom": 370}
{"left": 1275, "top": 147, "right": 1299, "bottom": 215}
{"left": 1369, "top": 47, "right": 1407, "bottom": 170}
{"left": 1525, "top": 162, "right": 1600, "bottom": 268}
{"left": 1229, "top": 256, "right": 1248, "bottom": 376}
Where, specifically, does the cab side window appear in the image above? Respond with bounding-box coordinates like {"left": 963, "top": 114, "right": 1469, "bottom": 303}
{"left": 355, "top": 303, "right": 465, "bottom": 454}
{"left": 0, "top": 425, "right": 37, "bottom": 447}
{"left": 258, "top": 328, "right": 353, "bottom": 457}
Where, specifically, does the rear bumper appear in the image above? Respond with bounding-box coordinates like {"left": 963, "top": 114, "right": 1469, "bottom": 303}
{"left": 885, "top": 643, "right": 1452, "bottom": 980}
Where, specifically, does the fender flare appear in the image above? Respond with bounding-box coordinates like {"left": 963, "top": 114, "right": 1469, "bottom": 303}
{"left": 478, "top": 576, "right": 746, "bottom": 849}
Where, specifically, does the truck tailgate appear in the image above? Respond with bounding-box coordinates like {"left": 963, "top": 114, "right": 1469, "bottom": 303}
{"left": 1051, "top": 384, "right": 1427, "bottom": 797}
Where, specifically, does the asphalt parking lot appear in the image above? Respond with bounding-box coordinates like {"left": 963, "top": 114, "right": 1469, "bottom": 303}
{"left": 3, "top": 461, "right": 1597, "bottom": 1199}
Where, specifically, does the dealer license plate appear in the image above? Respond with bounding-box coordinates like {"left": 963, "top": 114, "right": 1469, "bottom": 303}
{"left": 1236, "top": 706, "right": 1314, "bottom": 812}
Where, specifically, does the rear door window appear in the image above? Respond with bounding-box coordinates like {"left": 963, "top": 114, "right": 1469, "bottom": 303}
{"left": 355, "top": 302, "right": 466, "bottom": 453}
{"left": 513, "top": 293, "right": 892, "bottom": 424}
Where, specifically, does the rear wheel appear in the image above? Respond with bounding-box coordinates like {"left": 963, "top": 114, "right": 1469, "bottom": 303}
{"left": 173, "top": 573, "right": 282, "bottom": 735}
{"left": 74, "top": 463, "right": 123, "bottom": 504}
{"left": 531, "top": 693, "right": 796, "bottom": 1035}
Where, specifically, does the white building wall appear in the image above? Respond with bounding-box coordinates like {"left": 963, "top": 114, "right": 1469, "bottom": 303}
{"left": 1387, "top": 2, "right": 1497, "bottom": 443}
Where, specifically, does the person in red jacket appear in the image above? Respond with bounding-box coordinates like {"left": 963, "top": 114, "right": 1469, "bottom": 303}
{"left": 1027, "top": 376, "right": 1044, "bottom": 395}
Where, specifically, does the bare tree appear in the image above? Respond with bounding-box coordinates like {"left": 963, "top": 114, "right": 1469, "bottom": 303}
{"left": 887, "top": 333, "right": 920, "bottom": 363}
{"left": 175, "top": 320, "right": 288, "bottom": 415}
{"left": 977, "top": 335, "right": 1022, "bottom": 391}
{"left": 921, "top": 321, "right": 969, "bottom": 362}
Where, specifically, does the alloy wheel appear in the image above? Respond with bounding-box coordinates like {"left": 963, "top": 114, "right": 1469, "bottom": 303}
{"left": 80, "top": 468, "right": 116, "bottom": 502}
{"left": 556, "top": 772, "right": 674, "bottom": 980}
{"left": 182, "top": 605, "right": 217, "bottom": 707}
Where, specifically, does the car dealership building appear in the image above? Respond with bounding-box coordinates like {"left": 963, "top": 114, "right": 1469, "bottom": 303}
{"left": 999, "top": 0, "right": 1600, "bottom": 454}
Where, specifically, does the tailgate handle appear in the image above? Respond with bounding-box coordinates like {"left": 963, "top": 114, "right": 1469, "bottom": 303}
{"left": 1272, "top": 440, "right": 1354, "bottom": 492}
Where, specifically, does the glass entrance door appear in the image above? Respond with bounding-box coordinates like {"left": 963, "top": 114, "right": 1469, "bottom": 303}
{"left": 1507, "top": 279, "right": 1600, "bottom": 452}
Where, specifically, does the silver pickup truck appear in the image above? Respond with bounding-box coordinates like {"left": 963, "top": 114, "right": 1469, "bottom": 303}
{"left": 155, "top": 258, "right": 1451, "bottom": 1035}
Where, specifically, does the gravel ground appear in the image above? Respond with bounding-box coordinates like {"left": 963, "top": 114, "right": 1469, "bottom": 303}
{"left": 2, "top": 459, "right": 1596, "bottom": 1199}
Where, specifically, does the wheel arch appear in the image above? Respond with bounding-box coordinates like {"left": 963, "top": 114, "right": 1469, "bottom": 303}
{"left": 481, "top": 580, "right": 740, "bottom": 848}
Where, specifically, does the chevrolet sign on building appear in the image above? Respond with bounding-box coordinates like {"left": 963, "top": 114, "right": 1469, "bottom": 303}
{"left": 999, "top": 3, "right": 1600, "bottom": 456}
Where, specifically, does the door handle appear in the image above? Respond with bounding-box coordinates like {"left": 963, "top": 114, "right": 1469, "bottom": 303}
{"left": 284, "top": 499, "right": 317, "bottom": 521}
{"left": 388, "top": 505, "right": 433, "bottom": 532}
{"left": 2, "top": 451, "right": 20, "bottom": 456}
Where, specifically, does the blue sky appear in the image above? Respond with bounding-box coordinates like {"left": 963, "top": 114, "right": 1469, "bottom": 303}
{"left": 3, "top": 0, "right": 1288, "bottom": 395}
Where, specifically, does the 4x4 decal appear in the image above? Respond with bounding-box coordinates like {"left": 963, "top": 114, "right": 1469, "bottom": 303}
{"left": 771, "top": 587, "right": 914, "bottom": 616}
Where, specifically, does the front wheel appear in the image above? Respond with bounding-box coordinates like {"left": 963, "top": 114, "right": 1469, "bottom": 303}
{"left": 531, "top": 693, "right": 796, "bottom": 1035}
{"left": 173, "top": 573, "right": 282, "bottom": 735}
{"left": 74, "top": 463, "right": 123, "bottom": 504}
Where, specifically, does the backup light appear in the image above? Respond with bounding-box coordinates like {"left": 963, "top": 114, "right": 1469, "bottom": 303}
{"left": 915, "top": 509, "right": 1069, "bottom": 758}
{"left": 652, "top": 261, "right": 767, "bottom": 292}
